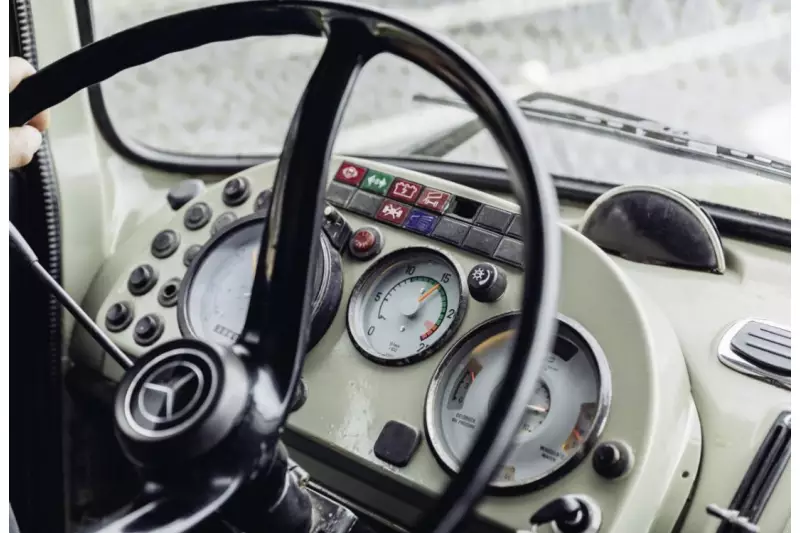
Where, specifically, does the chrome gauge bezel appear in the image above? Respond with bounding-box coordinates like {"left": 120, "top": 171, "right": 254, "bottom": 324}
{"left": 346, "top": 247, "right": 469, "bottom": 367}
{"left": 424, "top": 312, "right": 612, "bottom": 494}
{"left": 177, "top": 212, "right": 342, "bottom": 349}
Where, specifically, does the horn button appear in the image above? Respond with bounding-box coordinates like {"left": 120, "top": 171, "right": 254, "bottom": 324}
{"left": 113, "top": 339, "right": 253, "bottom": 467}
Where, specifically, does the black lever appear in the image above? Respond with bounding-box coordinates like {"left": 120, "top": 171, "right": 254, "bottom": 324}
{"left": 10, "top": 222, "right": 133, "bottom": 369}
{"left": 530, "top": 496, "right": 590, "bottom": 533}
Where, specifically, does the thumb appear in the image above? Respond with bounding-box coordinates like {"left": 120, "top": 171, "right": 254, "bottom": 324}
{"left": 9, "top": 125, "right": 43, "bottom": 169}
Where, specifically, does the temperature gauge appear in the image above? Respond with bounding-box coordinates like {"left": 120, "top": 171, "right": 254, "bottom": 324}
{"left": 347, "top": 248, "right": 468, "bottom": 366}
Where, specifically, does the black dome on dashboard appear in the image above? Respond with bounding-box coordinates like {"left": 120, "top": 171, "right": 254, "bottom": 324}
{"left": 579, "top": 185, "right": 725, "bottom": 273}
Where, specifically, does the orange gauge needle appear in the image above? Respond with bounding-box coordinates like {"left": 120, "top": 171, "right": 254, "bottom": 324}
{"left": 526, "top": 404, "right": 549, "bottom": 414}
{"left": 418, "top": 283, "right": 441, "bottom": 303}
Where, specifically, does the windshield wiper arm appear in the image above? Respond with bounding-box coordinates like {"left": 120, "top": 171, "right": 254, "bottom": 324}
{"left": 411, "top": 92, "right": 791, "bottom": 184}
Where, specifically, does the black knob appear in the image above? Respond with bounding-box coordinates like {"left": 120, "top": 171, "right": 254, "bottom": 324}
{"left": 167, "top": 179, "right": 205, "bottom": 210}
{"left": 467, "top": 262, "right": 507, "bottom": 302}
{"left": 133, "top": 314, "right": 164, "bottom": 346}
{"left": 529, "top": 496, "right": 591, "bottom": 533}
{"left": 151, "top": 230, "right": 180, "bottom": 259}
{"left": 105, "top": 302, "right": 133, "bottom": 332}
{"left": 128, "top": 265, "right": 158, "bottom": 296}
{"left": 222, "top": 176, "right": 251, "bottom": 206}
{"left": 184, "top": 202, "right": 212, "bottom": 230}
{"left": 253, "top": 189, "right": 272, "bottom": 213}
{"left": 592, "top": 441, "right": 631, "bottom": 480}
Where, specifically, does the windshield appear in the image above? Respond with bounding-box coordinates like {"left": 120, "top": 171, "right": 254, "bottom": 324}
{"left": 89, "top": 0, "right": 791, "bottom": 219}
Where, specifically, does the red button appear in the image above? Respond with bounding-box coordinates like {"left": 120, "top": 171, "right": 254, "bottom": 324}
{"left": 335, "top": 162, "right": 367, "bottom": 186}
{"left": 352, "top": 229, "right": 376, "bottom": 252}
{"left": 416, "top": 188, "right": 452, "bottom": 213}
{"left": 387, "top": 178, "right": 423, "bottom": 203}
{"left": 375, "top": 199, "right": 411, "bottom": 225}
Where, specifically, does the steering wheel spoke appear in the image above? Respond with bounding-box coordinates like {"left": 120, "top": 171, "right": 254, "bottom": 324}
{"left": 238, "top": 19, "right": 376, "bottom": 413}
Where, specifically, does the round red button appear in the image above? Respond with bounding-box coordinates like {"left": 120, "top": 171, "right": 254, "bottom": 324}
{"left": 352, "top": 229, "right": 375, "bottom": 251}
{"left": 349, "top": 227, "right": 383, "bottom": 260}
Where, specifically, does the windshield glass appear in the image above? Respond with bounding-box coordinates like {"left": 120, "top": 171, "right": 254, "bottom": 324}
{"left": 90, "top": 0, "right": 791, "bottom": 218}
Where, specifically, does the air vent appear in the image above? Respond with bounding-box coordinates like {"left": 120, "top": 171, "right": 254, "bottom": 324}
{"left": 709, "top": 411, "right": 791, "bottom": 532}
{"left": 718, "top": 319, "right": 790, "bottom": 390}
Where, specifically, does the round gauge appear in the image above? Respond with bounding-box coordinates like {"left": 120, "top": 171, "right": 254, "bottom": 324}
{"left": 425, "top": 313, "right": 611, "bottom": 493}
{"left": 178, "top": 213, "right": 342, "bottom": 348}
{"left": 347, "top": 247, "right": 468, "bottom": 366}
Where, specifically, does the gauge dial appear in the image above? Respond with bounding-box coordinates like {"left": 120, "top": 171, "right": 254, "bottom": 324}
{"left": 425, "top": 313, "right": 611, "bottom": 492}
{"left": 347, "top": 248, "right": 468, "bottom": 366}
{"left": 178, "top": 213, "right": 342, "bottom": 348}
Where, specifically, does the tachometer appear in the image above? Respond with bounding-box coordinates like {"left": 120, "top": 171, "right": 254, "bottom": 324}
{"left": 347, "top": 248, "right": 468, "bottom": 366}
{"left": 425, "top": 313, "right": 611, "bottom": 493}
{"left": 178, "top": 213, "right": 342, "bottom": 348}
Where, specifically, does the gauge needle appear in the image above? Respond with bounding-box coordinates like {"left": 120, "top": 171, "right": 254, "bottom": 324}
{"left": 418, "top": 283, "right": 441, "bottom": 303}
{"left": 401, "top": 283, "right": 441, "bottom": 318}
{"left": 525, "top": 404, "right": 549, "bottom": 414}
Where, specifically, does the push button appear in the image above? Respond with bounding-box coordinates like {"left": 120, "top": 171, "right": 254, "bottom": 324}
{"left": 133, "top": 314, "right": 164, "bottom": 346}
{"left": 105, "top": 302, "right": 133, "bottom": 332}
{"left": 374, "top": 420, "right": 421, "bottom": 467}
{"left": 184, "top": 203, "right": 212, "bottom": 230}
{"left": 507, "top": 215, "right": 523, "bottom": 239}
{"left": 475, "top": 205, "right": 513, "bottom": 233}
{"left": 211, "top": 212, "right": 237, "bottom": 236}
{"left": 183, "top": 244, "right": 202, "bottom": 267}
{"left": 151, "top": 230, "right": 180, "bottom": 259}
{"left": 128, "top": 265, "right": 158, "bottom": 296}
{"left": 253, "top": 189, "right": 272, "bottom": 212}
{"left": 166, "top": 179, "right": 205, "bottom": 210}
{"left": 222, "top": 176, "right": 251, "bottom": 206}
{"left": 334, "top": 161, "right": 367, "bottom": 186}
{"left": 462, "top": 226, "right": 502, "bottom": 257}
{"left": 349, "top": 226, "right": 383, "bottom": 260}
{"left": 493, "top": 237, "right": 524, "bottom": 268}
{"left": 158, "top": 278, "right": 181, "bottom": 308}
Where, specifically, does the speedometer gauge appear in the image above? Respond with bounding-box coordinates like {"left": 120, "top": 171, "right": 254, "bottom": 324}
{"left": 178, "top": 213, "right": 342, "bottom": 349}
{"left": 425, "top": 313, "right": 611, "bottom": 493}
{"left": 347, "top": 248, "right": 468, "bottom": 366}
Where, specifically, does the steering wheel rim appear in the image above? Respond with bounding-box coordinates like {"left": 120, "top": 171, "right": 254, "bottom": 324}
{"left": 10, "top": 2, "right": 561, "bottom": 532}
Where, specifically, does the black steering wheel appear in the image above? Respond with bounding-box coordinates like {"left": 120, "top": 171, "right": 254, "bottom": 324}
{"left": 10, "top": 2, "right": 560, "bottom": 532}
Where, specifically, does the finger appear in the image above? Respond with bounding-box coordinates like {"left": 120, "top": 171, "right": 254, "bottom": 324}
{"left": 9, "top": 56, "right": 36, "bottom": 93}
{"left": 9, "top": 125, "right": 43, "bottom": 169}
{"left": 28, "top": 109, "right": 50, "bottom": 132}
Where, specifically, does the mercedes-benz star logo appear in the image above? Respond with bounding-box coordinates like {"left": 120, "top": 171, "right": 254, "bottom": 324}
{"left": 138, "top": 361, "right": 204, "bottom": 424}
{"left": 122, "top": 349, "right": 219, "bottom": 440}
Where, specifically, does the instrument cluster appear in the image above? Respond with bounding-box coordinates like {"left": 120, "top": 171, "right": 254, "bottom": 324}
{"left": 93, "top": 159, "right": 613, "bottom": 497}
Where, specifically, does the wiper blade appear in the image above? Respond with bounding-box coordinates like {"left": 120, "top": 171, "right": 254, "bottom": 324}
{"left": 411, "top": 92, "right": 791, "bottom": 183}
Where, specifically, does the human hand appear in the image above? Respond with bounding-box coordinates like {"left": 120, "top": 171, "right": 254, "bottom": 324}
{"left": 9, "top": 57, "right": 50, "bottom": 169}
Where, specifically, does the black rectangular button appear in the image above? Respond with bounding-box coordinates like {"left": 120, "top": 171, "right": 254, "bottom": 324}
{"left": 374, "top": 420, "right": 421, "bottom": 467}
{"left": 475, "top": 205, "right": 513, "bottom": 233}
{"left": 494, "top": 237, "right": 523, "bottom": 267}
{"left": 462, "top": 226, "right": 502, "bottom": 257}
{"left": 327, "top": 182, "right": 356, "bottom": 207}
{"left": 347, "top": 190, "right": 384, "bottom": 217}
{"left": 507, "top": 215, "right": 523, "bottom": 239}
{"left": 430, "top": 217, "right": 471, "bottom": 246}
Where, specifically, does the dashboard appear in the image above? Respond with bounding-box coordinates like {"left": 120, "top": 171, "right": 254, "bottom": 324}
{"left": 68, "top": 156, "right": 790, "bottom": 532}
